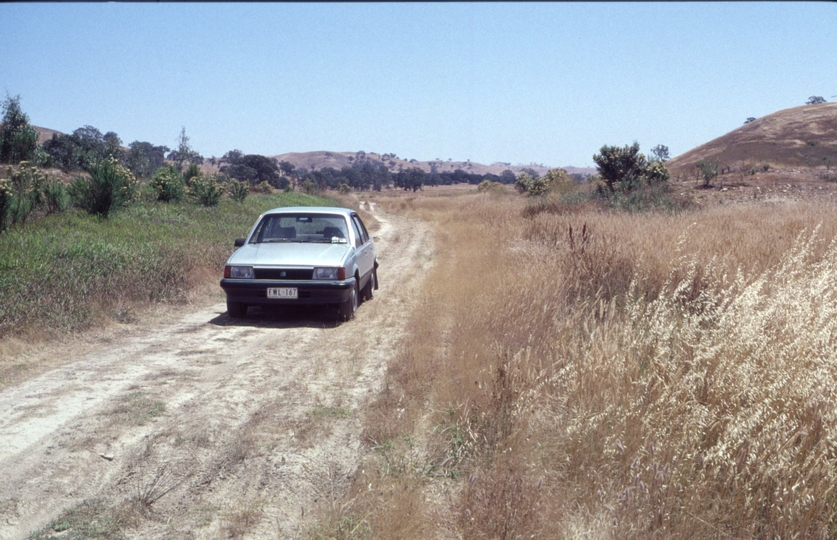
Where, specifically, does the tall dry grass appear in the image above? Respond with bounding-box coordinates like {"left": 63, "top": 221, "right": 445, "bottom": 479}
{"left": 336, "top": 190, "right": 837, "bottom": 539}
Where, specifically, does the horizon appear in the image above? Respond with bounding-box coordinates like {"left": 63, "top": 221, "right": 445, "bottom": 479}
{"left": 2, "top": 2, "right": 835, "bottom": 168}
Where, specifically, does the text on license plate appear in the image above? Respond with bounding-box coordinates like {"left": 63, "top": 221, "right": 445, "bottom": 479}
{"left": 267, "top": 287, "right": 297, "bottom": 299}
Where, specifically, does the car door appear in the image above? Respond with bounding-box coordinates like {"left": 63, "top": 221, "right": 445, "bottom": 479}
{"left": 350, "top": 214, "right": 374, "bottom": 284}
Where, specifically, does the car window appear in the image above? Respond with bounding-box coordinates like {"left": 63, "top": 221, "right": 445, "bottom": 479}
{"left": 350, "top": 218, "right": 364, "bottom": 247}
{"left": 250, "top": 214, "right": 349, "bottom": 244}
{"left": 351, "top": 215, "right": 369, "bottom": 245}
{"left": 354, "top": 216, "right": 371, "bottom": 243}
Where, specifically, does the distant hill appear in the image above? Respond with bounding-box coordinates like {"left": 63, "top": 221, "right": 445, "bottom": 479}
{"left": 14, "top": 124, "right": 597, "bottom": 178}
{"left": 668, "top": 103, "right": 837, "bottom": 172}
{"left": 271, "top": 150, "right": 595, "bottom": 178}
{"left": 32, "top": 125, "right": 63, "bottom": 143}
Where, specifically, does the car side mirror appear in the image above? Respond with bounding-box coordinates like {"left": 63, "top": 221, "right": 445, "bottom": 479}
{"left": 234, "top": 238, "right": 246, "bottom": 247}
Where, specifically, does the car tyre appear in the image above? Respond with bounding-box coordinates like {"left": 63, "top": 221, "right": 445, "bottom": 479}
{"left": 339, "top": 282, "right": 358, "bottom": 321}
{"left": 227, "top": 300, "right": 246, "bottom": 319}
{"left": 362, "top": 271, "right": 376, "bottom": 302}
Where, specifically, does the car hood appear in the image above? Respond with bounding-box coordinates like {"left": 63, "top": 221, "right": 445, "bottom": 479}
{"left": 227, "top": 242, "right": 351, "bottom": 267}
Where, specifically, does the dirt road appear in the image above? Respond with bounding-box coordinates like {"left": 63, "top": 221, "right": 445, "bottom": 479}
{"left": 0, "top": 204, "right": 433, "bottom": 539}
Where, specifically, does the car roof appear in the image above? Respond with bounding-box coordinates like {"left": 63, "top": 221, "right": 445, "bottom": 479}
{"left": 261, "top": 206, "right": 355, "bottom": 217}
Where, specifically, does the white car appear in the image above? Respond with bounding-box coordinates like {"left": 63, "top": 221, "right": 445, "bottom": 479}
{"left": 220, "top": 207, "right": 378, "bottom": 320}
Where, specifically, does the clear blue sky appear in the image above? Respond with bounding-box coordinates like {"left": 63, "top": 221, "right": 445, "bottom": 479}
{"left": 2, "top": 2, "right": 834, "bottom": 168}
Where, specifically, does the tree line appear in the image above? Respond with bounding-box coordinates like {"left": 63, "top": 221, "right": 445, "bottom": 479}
{"left": 2, "top": 95, "right": 580, "bottom": 194}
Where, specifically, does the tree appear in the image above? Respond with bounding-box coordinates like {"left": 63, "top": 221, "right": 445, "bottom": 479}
{"left": 40, "top": 133, "right": 83, "bottom": 171}
{"left": 278, "top": 160, "right": 296, "bottom": 178}
{"left": 222, "top": 154, "right": 285, "bottom": 188}
{"left": 807, "top": 96, "right": 827, "bottom": 105}
{"left": 0, "top": 94, "right": 38, "bottom": 165}
{"left": 650, "top": 144, "right": 670, "bottom": 162}
{"left": 394, "top": 167, "right": 425, "bottom": 191}
{"left": 500, "top": 169, "right": 516, "bottom": 184}
{"left": 72, "top": 125, "right": 107, "bottom": 166}
{"left": 126, "top": 141, "right": 169, "bottom": 178}
{"left": 103, "top": 131, "right": 123, "bottom": 161}
{"left": 744, "top": 117, "right": 757, "bottom": 124}
{"left": 220, "top": 149, "right": 243, "bottom": 165}
{"left": 167, "top": 127, "right": 203, "bottom": 169}
{"left": 593, "top": 142, "right": 669, "bottom": 194}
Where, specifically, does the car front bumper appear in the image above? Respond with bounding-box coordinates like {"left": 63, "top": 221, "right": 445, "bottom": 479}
{"left": 220, "top": 278, "right": 356, "bottom": 306}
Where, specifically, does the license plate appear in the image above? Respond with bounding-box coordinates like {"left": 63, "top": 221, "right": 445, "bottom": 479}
{"left": 267, "top": 287, "right": 297, "bottom": 299}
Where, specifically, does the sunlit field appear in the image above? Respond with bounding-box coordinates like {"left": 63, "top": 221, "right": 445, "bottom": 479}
{"left": 324, "top": 187, "right": 837, "bottom": 539}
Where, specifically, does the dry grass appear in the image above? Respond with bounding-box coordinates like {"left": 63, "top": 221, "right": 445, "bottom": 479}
{"left": 332, "top": 188, "right": 837, "bottom": 538}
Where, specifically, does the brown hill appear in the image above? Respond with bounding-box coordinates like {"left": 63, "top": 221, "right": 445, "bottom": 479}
{"left": 668, "top": 103, "right": 837, "bottom": 173}
{"left": 32, "top": 125, "right": 63, "bottom": 143}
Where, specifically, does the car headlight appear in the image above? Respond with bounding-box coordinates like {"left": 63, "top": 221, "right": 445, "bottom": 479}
{"left": 313, "top": 267, "right": 347, "bottom": 280}
{"left": 224, "top": 265, "right": 254, "bottom": 279}
{"left": 313, "top": 267, "right": 339, "bottom": 280}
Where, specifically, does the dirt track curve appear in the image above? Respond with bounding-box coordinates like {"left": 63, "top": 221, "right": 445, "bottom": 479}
{"left": 0, "top": 203, "right": 433, "bottom": 539}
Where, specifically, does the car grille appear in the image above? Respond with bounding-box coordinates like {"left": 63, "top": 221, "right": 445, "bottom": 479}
{"left": 254, "top": 268, "right": 313, "bottom": 280}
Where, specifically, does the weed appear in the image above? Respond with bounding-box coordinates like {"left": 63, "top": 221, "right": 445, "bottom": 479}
{"left": 220, "top": 500, "right": 265, "bottom": 539}
{"left": 108, "top": 391, "right": 165, "bottom": 426}
{"left": 29, "top": 499, "right": 125, "bottom": 540}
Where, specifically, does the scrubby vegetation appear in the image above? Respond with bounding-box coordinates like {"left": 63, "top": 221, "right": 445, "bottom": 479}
{"left": 0, "top": 190, "right": 337, "bottom": 339}
{"left": 322, "top": 191, "right": 837, "bottom": 538}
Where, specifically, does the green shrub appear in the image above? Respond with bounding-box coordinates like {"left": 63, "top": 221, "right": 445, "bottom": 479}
{"left": 228, "top": 178, "right": 249, "bottom": 202}
{"left": 696, "top": 159, "right": 719, "bottom": 188}
{"left": 189, "top": 174, "right": 225, "bottom": 206}
{"left": 514, "top": 172, "right": 534, "bottom": 194}
{"left": 42, "top": 175, "right": 69, "bottom": 214}
{"left": 150, "top": 165, "right": 185, "bottom": 202}
{"left": 183, "top": 162, "right": 201, "bottom": 186}
{"left": 68, "top": 156, "right": 138, "bottom": 218}
{"left": 477, "top": 180, "right": 505, "bottom": 195}
{"left": 515, "top": 168, "right": 573, "bottom": 197}
{"left": 338, "top": 183, "right": 351, "bottom": 194}
{"left": 0, "top": 177, "right": 11, "bottom": 233}
{"left": 593, "top": 142, "right": 669, "bottom": 195}
{"left": 256, "top": 180, "right": 273, "bottom": 194}
{"left": 301, "top": 179, "right": 317, "bottom": 194}
{"left": 2, "top": 162, "right": 46, "bottom": 228}
{"left": 32, "top": 146, "right": 53, "bottom": 169}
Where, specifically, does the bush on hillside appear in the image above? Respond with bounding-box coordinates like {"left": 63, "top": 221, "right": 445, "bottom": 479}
{"left": 696, "top": 158, "right": 719, "bottom": 188}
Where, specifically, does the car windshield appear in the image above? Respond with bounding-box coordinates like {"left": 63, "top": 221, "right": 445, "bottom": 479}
{"left": 249, "top": 214, "right": 349, "bottom": 244}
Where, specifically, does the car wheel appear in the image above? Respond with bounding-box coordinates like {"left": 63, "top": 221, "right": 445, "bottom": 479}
{"left": 227, "top": 300, "right": 246, "bottom": 319}
{"left": 362, "top": 271, "right": 375, "bottom": 302}
{"left": 339, "top": 282, "right": 358, "bottom": 321}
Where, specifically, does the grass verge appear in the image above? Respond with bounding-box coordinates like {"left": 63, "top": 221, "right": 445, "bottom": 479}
{"left": 335, "top": 189, "right": 837, "bottom": 538}
{"left": 0, "top": 191, "right": 337, "bottom": 341}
